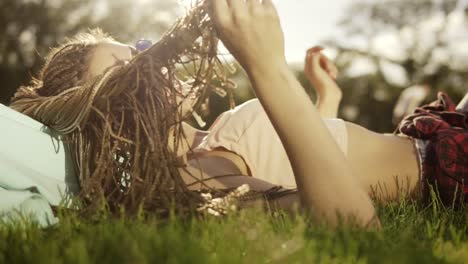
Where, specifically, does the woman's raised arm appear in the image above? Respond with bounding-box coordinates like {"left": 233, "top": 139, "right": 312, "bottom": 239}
{"left": 211, "top": 0, "right": 379, "bottom": 227}
{"left": 304, "top": 47, "right": 342, "bottom": 118}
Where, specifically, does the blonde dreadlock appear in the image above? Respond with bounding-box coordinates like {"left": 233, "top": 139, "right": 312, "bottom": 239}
{"left": 10, "top": 1, "right": 234, "bottom": 215}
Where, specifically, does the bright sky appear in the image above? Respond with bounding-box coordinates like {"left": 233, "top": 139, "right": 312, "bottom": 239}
{"left": 176, "top": 0, "right": 351, "bottom": 63}
{"left": 177, "top": 0, "right": 468, "bottom": 85}
{"left": 273, "top": 0, "right": 351, "bottom": 62}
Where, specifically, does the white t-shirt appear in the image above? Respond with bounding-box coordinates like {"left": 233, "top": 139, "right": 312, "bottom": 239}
{"left": 194, "top": 99, "right": 348, "bottom": 188}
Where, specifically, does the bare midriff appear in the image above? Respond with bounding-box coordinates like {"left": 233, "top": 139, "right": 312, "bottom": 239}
{"left": 346, "top": 121, "right": 421, "bottom": 201}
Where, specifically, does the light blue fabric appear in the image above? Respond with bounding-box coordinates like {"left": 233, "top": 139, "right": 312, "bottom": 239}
{"left": 0, "top": 188, "right": 58, "bottom": 227}
{"left": 0, "top": 104, "right": 79, "bottom": 227}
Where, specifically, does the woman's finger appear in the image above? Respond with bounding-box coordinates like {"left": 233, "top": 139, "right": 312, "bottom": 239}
{"left": 309, "top": 49, "right": 338, "bottom": 80}
{"left": 262, "top": 0, "right": 280, "bottom": 16}
{"left": 305, "top": 48, "right": 326, "bottom": 74}
{"left": 319, "top": 55, "right": 330, "bottom": 74}
{"left": 321, "top": 55, "right": 338, "bottom": 79}
{"left": 227, "top": 0, "right": 245, "bottom": 14}
{"left": 310, "top": 50, "right": 322, "bottom": 70}
{"left": 307, "top": 46, "right": 324, "bottom": 54}
{"left": 328, "top": 61, "right": 338, "bottom": 79}
{"left": 262, "top": 0, "right": 275, "bottom": 9}
{"left": 247, "top": 0, "right": 261, "bottom": 11}
{"left": 305, "top": 47, "right": 323, "bottom": 76}
{"left": 212, "top": 0, "right": 231, "bottom": 26}
{"left": 304, "top": 50, "right": 312, "bottom": 75}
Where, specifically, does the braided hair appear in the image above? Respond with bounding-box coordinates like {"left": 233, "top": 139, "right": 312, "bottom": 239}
{"left": 15, "top": 29, "right": 113, "bottom": 99}
{"left": 10, "top": 2, "right": 234, "bottom": 216}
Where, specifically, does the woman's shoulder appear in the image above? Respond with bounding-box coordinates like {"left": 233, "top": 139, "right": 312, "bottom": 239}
{"left": 212, "top": 99, "right": 264, "bottom": 125}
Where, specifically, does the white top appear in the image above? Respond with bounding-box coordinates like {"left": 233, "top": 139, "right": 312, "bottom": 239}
{"left": 0, "top": 104, "right": 79, "bottom": 203}
{"left": 195, "top": 99, "right": 348, "bottom": 188}
{"left": 0, "top": 104, "right": 79, "bottom": 226}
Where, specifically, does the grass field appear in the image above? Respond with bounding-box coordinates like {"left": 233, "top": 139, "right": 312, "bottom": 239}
{"left": 0, "top": 199, "right": 466, "bottom": 264}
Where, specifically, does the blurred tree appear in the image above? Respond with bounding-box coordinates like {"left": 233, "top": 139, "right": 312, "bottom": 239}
{"left": 0, "top": 0, "right": 179, "bottom": 104}
{"left": 322, "top": 0, "right": 468, "bottom": 132}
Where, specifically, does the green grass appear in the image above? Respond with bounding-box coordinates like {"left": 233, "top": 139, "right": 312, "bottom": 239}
{"left": 0, "top": 199, "right": 466, "bottom": 264}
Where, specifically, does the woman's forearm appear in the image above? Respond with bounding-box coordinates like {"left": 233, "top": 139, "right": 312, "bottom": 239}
{"left": 211, "top": 0, "right": 378, "bottom": 227}
{"left": 246, "top": 64, "right": 378, "bottom": 227}
{"left": 315, "top": 89, "right": 342, "bottom": 118}
{"left": 305, "top": 47, "right": 342, "bottom": 118}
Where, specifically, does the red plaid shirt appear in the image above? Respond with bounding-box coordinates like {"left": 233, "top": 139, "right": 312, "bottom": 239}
{"left": 397, "top": 92, "right": 467, "bottom": 206}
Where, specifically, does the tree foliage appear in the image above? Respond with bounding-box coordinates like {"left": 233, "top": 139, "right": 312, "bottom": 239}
{"left": 2, "top": 0, "right": 468, "bottom": 131}
{"left": 0, "top": 0, "right": 178, "bottom": 104}
{"left": 324, "top": 0, "right": 467, "bottom": 131}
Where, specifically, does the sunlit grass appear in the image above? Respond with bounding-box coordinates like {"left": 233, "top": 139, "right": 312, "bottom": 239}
{"left": 0, "top": 198, "right": 466, "bottom": 263}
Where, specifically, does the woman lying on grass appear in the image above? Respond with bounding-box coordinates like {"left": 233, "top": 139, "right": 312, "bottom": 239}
{"left": 9, "top": 0, "right": 467, "bottom": 228}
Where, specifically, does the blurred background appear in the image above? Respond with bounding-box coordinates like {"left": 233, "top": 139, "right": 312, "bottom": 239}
{"left": 0, "top": 0, "right": 467, "bottom": 132}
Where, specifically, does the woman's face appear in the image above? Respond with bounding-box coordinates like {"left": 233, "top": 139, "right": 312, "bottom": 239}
{"left": 89, "top": 41, "right": 136, "bottom": 78}
{"left": 89, "top": 41, "right": 197, "bottom": 116}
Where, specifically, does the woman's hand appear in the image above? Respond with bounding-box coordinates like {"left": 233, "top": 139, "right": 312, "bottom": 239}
{"left": 211, "top": 0, "right": 287, "bottom": 73}
{"left": 305, "top": 47, "right": 337, "bottom": 85}
{"left": 304, "top": 47, "right": 341, "bottom": 98}
{"left": 305, "top": 47, "right": 342, "bottom": 118}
